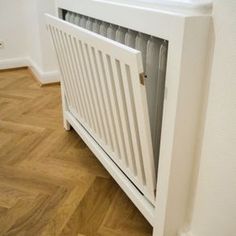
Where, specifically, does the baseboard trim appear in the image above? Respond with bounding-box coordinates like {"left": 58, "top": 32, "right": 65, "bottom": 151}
{"left": 0, "top": 57, "right": 30, "bottom": 70}
{"left": 178, "top": 229, "right": 194, "bottom": 236}
{"left": 0, "top": 57, "right": 60, "bottom": 85}
{"left": 29, "top": 59, "right": 60, "bottom": 84}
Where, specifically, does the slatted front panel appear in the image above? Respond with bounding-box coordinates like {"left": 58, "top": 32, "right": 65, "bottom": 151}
{"left": 46, "top": 14, "right": 156, "bottom": 203}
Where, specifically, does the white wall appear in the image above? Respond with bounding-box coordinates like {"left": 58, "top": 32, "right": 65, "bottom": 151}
{"left": 187, "top": 1, "right": 236, "bottom": 236}
{"left": 0, "top": 0, "right": 58, "bottom": 83}
{"left": 0, "top": 0, "right": 31, "bottom": 60}
{"left": 31, "top": 0, "right": 58, "bottom": 72}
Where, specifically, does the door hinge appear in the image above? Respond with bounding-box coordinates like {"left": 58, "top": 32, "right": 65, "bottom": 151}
{"left": 139, "top": 72, "right": 145, "bottom": 85}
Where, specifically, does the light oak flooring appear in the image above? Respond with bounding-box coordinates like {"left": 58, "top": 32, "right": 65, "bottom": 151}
{"left": 0, "top": 68, "right": 152, "bottom": 236}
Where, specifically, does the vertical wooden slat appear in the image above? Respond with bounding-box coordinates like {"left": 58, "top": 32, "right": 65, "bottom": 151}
{"left": 94, "top": 50, "right": 117, "bottom": 153}
{"left": 59, "top": 31, "right": 80, "bottom": 113}
{"left": 88, "top": 46, "right": 111, "bottom": 146}
{"left": 75, "top": 39, "right": 97, "bottom": 131}
{"left": 67, "top": 35, "right": 88, "bottom": 123}
{"left": 101, "top": 52, "right": 122, "bottom": 157}
{"left": 58, "top": 30, "right": 80, "bottom": 113}
{"left": 78, "top": 40, "right": 99, "bottom": 134}
{"left": 92, "top": 48, "right": 114, "bottom": 149}
{"left": 121, "top": 63, "right": 145, "bottom": 183}
{"left": 103, "top": 54, "right": 126, "bottom": 165}
{"left": 129, "top": 63, "right": 156, "bottom": 197}
{"left": 110, "top": 56, "right": 136, "bottom": 172}
{"left": 49, "top": 26, "right": 72, "bottom": 107}
{"left": 53, "top": 28, "right": 77, "bottom": 111}
{"left": 83, "top": 43, "right": 107, "bottom": 142}
{"left": 73, "top": 38, "right": 94, "bottom": 128}
{"left": 51, "top": 27, "right": 73, "bottom": 106}
{"left": 71, "top": 36, "right": 91, "bottom": 127}
{"left": 65, "top": 34, "right": 85, "bottom": 119}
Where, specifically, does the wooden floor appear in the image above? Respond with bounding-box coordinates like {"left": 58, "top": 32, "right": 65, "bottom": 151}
{"left": 0, "top": 68, "right": 152, "bottom": 236}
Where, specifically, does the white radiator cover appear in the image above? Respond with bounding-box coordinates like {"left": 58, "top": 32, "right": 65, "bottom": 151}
{"left": 47, "top": 15, "right": 158, "bottom": 203}
{"left": 47, "top": 1, "right": 212, "bottom": 235}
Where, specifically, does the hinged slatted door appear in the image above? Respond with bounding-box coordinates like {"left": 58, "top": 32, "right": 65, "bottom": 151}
{"left": 45, "top": 14, "right": 156, "bottom": 203}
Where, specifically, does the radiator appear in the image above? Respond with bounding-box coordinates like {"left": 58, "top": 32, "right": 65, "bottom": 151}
{"left": 46, "top": 0, "right": 211, "bottom": 234}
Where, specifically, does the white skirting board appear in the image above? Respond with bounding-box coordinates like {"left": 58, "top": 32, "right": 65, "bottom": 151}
{"left": 0, "top": 57, "right": 29, "bottom": 70}
{"left": 178, "top": 229, "right": 194, "bottom": 236}
{"left": 0, "top": 57, "right": 60, "bottom": 84}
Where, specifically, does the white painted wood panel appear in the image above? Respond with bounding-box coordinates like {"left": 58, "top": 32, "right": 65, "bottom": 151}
{"left": 46, "top": 13, "right": 156, "bottom": 203}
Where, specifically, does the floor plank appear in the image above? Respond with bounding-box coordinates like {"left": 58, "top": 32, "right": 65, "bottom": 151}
{"left": 0, "top": 68, "right": 152, "bottom": 236}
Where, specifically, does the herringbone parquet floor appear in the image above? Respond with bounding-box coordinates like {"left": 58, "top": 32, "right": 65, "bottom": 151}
{"left": 0, "top": 68, "right": 152, "bottom": 236}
